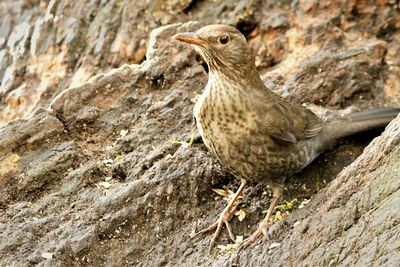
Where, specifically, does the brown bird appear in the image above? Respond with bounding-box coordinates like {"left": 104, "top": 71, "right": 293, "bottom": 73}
{"left": 174, "top": 24, "right": 399, "bottom": 250}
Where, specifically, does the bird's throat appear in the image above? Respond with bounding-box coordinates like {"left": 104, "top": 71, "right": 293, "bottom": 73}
{"left": 207, "top": 65, "right": 263, "bottom": 96}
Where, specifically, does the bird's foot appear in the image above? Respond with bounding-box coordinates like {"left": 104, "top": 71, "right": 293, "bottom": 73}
{"left": 193, "top": 204, "right": 238, "bottom": 250}
{"left": 237, "top": 219, "right": 271, "bottom": 251}
{"left": 237, "top": 212, "right": 288, "bottom": 252}
{"left": 192, "top": 179, "right": 248, "bottom": 251}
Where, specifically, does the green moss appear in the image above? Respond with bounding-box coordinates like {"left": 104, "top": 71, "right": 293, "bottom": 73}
{"left": 171, "top": 133, "right": 195, "bottom": 147}
{"left": 274, "top": 199, "right": 298, "bottom": 212}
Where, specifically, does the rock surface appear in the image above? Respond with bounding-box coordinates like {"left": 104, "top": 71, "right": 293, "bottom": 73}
{"left": 0, "top": 0, "right": 399, "bottom": 266}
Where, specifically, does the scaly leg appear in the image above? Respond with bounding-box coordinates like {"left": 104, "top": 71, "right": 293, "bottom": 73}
{"left": 194, "top": 179, "right": 249, "bottom": 249}
{"left": 238, "top": 183, "right": 283, "bottom": 251}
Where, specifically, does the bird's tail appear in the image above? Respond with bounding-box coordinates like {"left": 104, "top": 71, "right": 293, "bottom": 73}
{"left": 318, "top": 107, "right": 400, "bottom": 151}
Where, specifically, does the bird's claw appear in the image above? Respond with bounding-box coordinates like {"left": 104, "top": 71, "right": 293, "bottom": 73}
{"left": 193, "top": 205, "right": 238, "bottom": 250}
{"left": 237, "top": 229, "right": 262, "bottom": 251}
{"left": 237, "top": 220, "right": 272, "bottom": 252}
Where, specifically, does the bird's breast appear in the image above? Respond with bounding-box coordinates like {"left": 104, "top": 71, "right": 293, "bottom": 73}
{"left": 194, "top": 83, "right": 243, "bottom": 139}
{"left": 193, "top": 83, "right": 258, "bottom": 174}
{"left": 193, "top": 81, "right": 320, "bottom": 181}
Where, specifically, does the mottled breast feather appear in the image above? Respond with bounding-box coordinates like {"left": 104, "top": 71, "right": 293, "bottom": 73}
{"left": 193, "top": 72, "right": 324, "bottom": 183}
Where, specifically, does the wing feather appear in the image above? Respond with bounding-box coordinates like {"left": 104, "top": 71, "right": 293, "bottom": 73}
{"left": 253, "top": 93, "right": 324, "bottom": 144}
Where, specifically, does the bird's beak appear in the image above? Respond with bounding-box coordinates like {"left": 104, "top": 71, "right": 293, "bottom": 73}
{"left": 174, "top": 32, "right": 206, "bottom": 45}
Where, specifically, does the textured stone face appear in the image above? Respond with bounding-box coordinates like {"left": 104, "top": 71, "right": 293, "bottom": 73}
{"left": 0, "top": 1, "right": 400, "bottom": 266}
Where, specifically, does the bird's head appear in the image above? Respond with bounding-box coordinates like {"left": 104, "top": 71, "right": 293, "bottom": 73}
{"left": 174, "top": 25, "right": 256, "bottom": 75}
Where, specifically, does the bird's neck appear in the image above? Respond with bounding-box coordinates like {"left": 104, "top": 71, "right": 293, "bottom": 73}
{"left": 207, "top": 64, "right": 266, "bottom": 95}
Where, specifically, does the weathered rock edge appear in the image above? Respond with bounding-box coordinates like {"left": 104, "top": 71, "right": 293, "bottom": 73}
{"left": 0, "top": 10, "right": 399, "bottom": 267}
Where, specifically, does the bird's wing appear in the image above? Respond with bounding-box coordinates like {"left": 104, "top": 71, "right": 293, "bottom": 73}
{"left": 254, "top": 94, "right": 324, "bottom": 144}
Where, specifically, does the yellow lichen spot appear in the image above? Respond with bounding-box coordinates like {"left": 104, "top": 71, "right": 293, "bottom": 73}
{"left": 0, "top": 153, "right": 21, "bottom": 179}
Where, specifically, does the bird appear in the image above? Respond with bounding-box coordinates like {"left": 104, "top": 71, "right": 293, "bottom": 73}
{"left": 174, "top": 24, "right": 400, "bottom": 250}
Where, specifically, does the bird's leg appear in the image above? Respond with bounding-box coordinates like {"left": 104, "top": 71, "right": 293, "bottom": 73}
{"left": 194, "top": 179, "right": 248, "bottom": 249}
{"left": 238, "top": 184, "right": 283, "bottom": 251}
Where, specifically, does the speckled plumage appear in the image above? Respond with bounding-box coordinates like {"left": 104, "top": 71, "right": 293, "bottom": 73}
{"left": 175, "top": 24, "right": 399, "bottom": 249}
{"left": 194, "top": 70, "right": 322, "bottom": 184}
{"left": 191, "top": 25, "right": 325, "bottom": 186}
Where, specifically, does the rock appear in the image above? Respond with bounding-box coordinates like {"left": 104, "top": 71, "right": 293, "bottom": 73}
{"left": 0, "top": 0, "right": 399, "bottom": 266}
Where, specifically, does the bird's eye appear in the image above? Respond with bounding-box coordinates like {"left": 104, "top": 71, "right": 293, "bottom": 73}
{"left": 218, "top": 35, "right": 230, "bottom": 45}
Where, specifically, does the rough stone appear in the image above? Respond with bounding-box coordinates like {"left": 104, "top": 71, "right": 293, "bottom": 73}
{"left": 0, "top": 0, "right": 400, "bottom": 266}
